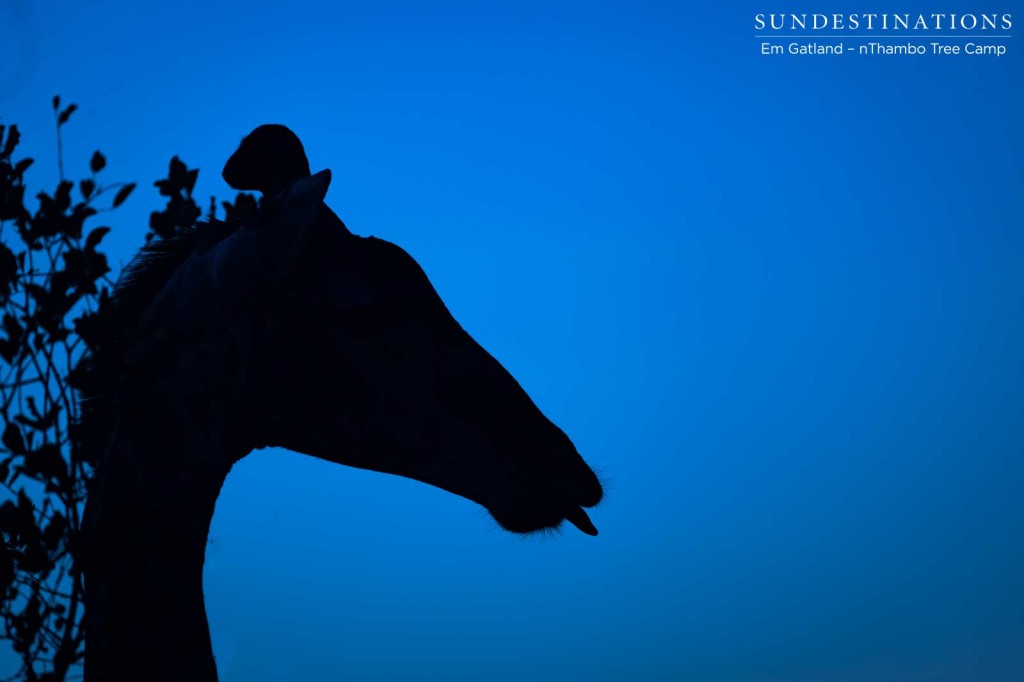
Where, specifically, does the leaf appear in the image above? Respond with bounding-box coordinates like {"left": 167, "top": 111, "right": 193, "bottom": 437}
{"left": 168, "top": 156, "right": 189, "bottom": 192}
{"left": 0, "top": 499, "right": 17, "bottom": 531}
{"left": 2, "top": 424, "right": 26, "bottom": 455}
{"left": 113, "top": 182, "right": 135, "bottom": 208}
{"left": 26, "top": 396, "right": 40, "bottom": 420}
{"left": 0, "top": 242, "right": 17, "bottom": 301}
{"left": 90, "top": 150, "right": 106, "bottom": 174}
{"left": 85, "top": 226, "right": 110, "bottom": 250}
{"left": 24, "top": 444, "right": 67, "bottom": 489}
{"left": 80, "top": 178, "right": 95, "bottom": 199}
{"left": 14, "top": 401, "right": 60, "bottom": 432}
{"left": 42, "top": 512, "right": 66, "bottom": 551}
{"left": 52, "top": 95, "right": 61, "bottom": 111}
{"left": 58, "top": 103, "right": 77, "bottom": 126}
{"left": 0, "top": 313, "right": 24, "bottom": 362}
{"left": 54, "top": 180, "right": 73, "bottom": 212}
{"left": 13, "top": 415, "right": 39, "bottom": 430}
{"left": 170, "top": 155, "right": 187, "bottom": 177}
{"left": 186, "top": 167, "right": 199, "bottom": 194}
{"left": 14, "top": 157, "right": 33, "bottom": 176}
{"left": 1, "top": 124, "right": 19, "bottom": 159}
{"left": 24, "top": 282, "right": 51, "bottom": 307}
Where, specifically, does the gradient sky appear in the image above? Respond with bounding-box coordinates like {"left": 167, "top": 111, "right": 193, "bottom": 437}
{"left": 2, "top": 1, "right": 1022, "bottom": 680}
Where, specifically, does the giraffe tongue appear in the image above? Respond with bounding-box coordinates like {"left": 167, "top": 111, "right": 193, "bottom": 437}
{"left": 564, "top": 506, "right": 599, "bottom": 536}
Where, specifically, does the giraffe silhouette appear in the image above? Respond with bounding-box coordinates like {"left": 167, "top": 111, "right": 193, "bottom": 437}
{"left": 76, "top": 126, "right": 602, "bottom": 681}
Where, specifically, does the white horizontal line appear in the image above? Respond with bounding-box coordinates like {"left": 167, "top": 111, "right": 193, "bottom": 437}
{"left": 755, "top": 35, "right": 1011, "bottom": 39}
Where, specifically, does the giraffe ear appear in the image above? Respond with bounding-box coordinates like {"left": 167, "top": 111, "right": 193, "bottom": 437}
{"left": 205, "top": 169, "right": 335, "bottom": 303}
{"left": 275, "top": 169, "right": 332, "bottom": 241}
{"left": 281, "top": 168, "right": 331, "bottom": 208}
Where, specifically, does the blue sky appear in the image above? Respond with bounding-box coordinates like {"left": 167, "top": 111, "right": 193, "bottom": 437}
{"left": 2, "top": 1, "right": 1022, "bottom": 680}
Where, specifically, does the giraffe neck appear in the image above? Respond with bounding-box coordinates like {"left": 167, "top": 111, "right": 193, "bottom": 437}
{"left": 83, "top": 424, "right": 235, "bottom": 682}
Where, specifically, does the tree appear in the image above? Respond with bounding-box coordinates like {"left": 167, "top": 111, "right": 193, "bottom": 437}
{"left": 0, "top": 99, "right": 252, "bottom": 682}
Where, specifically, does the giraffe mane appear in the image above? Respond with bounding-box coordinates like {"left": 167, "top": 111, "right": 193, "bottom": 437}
{"left": 73, "top": 218, "right": 239, "bottom": 469}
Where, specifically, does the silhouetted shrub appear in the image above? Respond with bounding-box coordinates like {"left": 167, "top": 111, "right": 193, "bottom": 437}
{"left": 0, "top": 98, "right": 251, "bottom": 682}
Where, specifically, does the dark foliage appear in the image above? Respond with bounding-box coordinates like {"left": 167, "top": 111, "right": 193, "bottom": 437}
{"left": 0, "top": 100, "right": 253, "bottom": 682}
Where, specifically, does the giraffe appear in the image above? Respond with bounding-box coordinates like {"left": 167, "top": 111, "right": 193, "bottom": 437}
{"left": 77, "top": 128, "right": 603, "bottom": 682}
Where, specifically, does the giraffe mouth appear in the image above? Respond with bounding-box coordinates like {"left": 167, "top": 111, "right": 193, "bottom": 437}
{"left": 474, "top": 454, "right": 603, "bottom": 537}
{"left": 564, "top": 506, "right": 599, "bottom": 536}
{"left": 481, "top": 496, "right": 600, "bottom": 537}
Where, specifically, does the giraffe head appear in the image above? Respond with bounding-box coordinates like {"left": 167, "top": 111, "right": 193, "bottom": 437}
{"left": 229, "top": 173, "right": 605, "bottom": 536}
{"left": 102, "top": 157, "right": 602, "bottom": 538}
